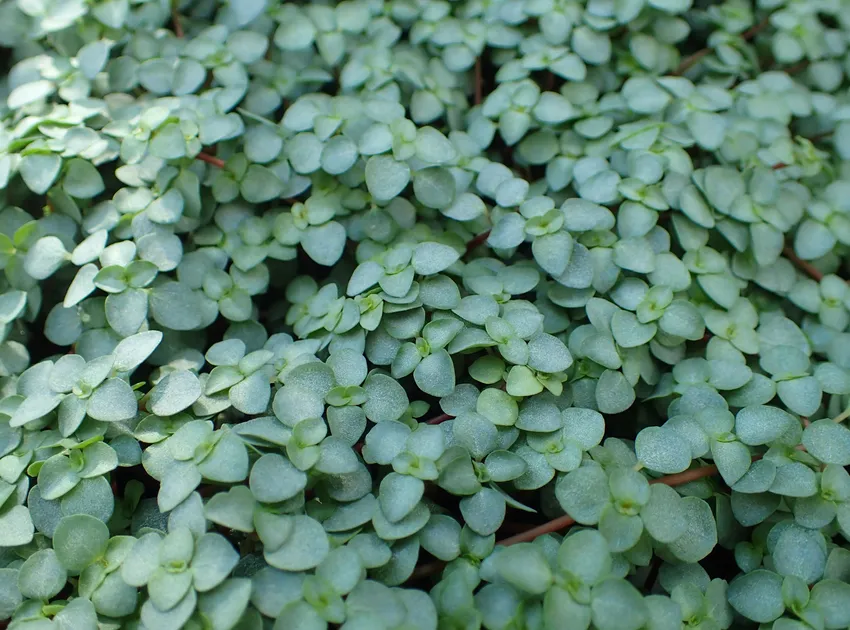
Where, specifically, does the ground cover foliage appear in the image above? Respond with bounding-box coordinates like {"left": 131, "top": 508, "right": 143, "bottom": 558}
{"left": 1, "top": 0, "right": 850, "bottom": 628}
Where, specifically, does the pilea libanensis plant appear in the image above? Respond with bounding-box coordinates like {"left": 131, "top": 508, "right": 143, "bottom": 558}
{"left": 2, "top": 1, "right": 850, "bottom": 630}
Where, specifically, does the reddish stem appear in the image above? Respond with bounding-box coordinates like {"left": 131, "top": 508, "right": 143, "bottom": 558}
{"left": 784, "top": 60, "right": 810, "bottom": 75}
{"left": 408, "top": 560, "right": 447, "bottom": 582}
{"left": 171, "top": 2, "right": 184, "bottom": 38}
{"left": 498, "top": 513, "right": 576, "bottom": 547}
{"left": 474, "top": 58, "right": 483, "bottom": 106}
{"left": 407, "top": 457, "right": 764, "bottom": 583}
{"left": 805, "top": 131, "right": 833, "bottom": 143}
{"left": 672, "top": 17, "right": 769, "bottom": 76}
{"left": 740, "top": 17, "right": 771, "bottom": 40}
{"left": 671, "top": 49, "right": 712, "bottom": 77}
{"left": 465, "top": 230, "right": 491, "bottom": 256}
{"left": 783, "top": 246, "right": 824, "bottom": 282}
{"left": 426, "top": 413, "right": 453, "bottom": 425}
{"left": 197, "top": 152, "right": 225, "bottom": 168}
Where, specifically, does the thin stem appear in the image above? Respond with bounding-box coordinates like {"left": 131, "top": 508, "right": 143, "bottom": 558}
{"left": 407, "top": 458, "right": 761, "bottom": 583}
{"left": 671, "top": 49, "right": 711, "bottom": 77}
{"left": 647, "top": 463, "right": 718, "bottom": 487}
{"left": 833, "top": 407, "right": 850, "bottom": 424}
{"left": 465, "top": 230, "right": 490, "bottom": 256}
{"left": 783, "top": 246, "right": 824, "bottom": 282}
{"left": 498, "top": 514, "right": 576, "bottom": 547}
{"left": 643, "top": 555, "right": 663, "bottom": 591}
{"left": 505, "top": 459, "right": 764, "bottom": 545}
{"left": 408, "top": 560, "right": 447, "bottom": 582}
{"left": 474, "top": 57, "right": 483, "bottom": 106}
{"left": 671, "top": 17, "right": 769, "bottom": 76}
{"left": 740, "top": 17, "right": 771, "bottom": 40}
{"left": 805, "top": 130, "right": 833, "bottom": 143}
{"left": 171, "top": 0, "right": 184, "bottom": 38}
{"left": 197, "top": 152, "right": 225, "bottom": 168}
{"left": 426, "top": 413, "right": 453, "bottom": 425}
{"left": 784, "top": 60, "right": 810, "bottom": 75}
{"left": 411, "top": 459, "right": 757, "bottom": 586}
{"left": 237, "top": 107, "right": 280, "bottom": 129}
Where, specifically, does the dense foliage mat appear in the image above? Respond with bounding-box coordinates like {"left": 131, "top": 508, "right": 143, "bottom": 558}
{"left": 1, "top": 0, "right": 850, "bottom": 628}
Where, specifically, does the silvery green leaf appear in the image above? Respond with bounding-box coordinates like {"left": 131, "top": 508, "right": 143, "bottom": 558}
{"left": 197, "top": 430, "right": 249, "bottom": 483}
{"left": 112, "top": 330, "right": 163, "bottom": 373}
{"left": 204, "top": 486, "right": 256, "bottom": 533}
{"left": 772, "top": 523, "right": 827, "bottom": 584}
{"left": 556, "top": 465, "right": 610, "bottom": 525}
{"left": 413, "top": 166, "right": 456, "bottom": 209}
{"left": 493, "top": 544, "right": 553, "bottom": 596}
{"left": 635, "top": 426, "right": 691, "bottom": 474}
{"left": 418, "top": 514, "right": 461, "bottom": 562}
{"left": 379, "top": 472, "right": 424, "bottom": 523}
{"left": 191, "top": 533, "right": 239, "bottom": 592}
{"left": 17, "top": 549, "right": 67, "bottom": 600}
{"left": 53, "top": 514, "right": 109, "bottom": 572}
{"left": 149, "top": 370, "right": 202, "bottom": 416}
{"left": 71, "top": 230, "right": 108, "bottom": 267}
{"left": 413, "top": 349, "right": 455, "bottom": 398}
{"left": 249, "top": 453, "right": 307, "bottom": 503}
{"left": 87, "top": 378, "right": 137, "bottom": 422}
{"left": 240, "top": 165, "right": 283, "bottom": 203}
{"left": 453, "top": 411, "right": 498, "bottom": 459}
{"left": 532, "top": 231, "right": 573, "bottom": 277}
{"left": 157, "top": 460, "right": 202, "bottom": 512}
{"left": 802, "top": 419, "right": 850, "bottom": 465}
{"left": 64, "top": 264, "right": 99, "bottom": 307}
{"left": 415, "top": 127, "right": 457, "bottom": 164}
{"left": 10, "top": 391, "right": 63, "bottom": 427}
{"left": 794, "top": 220, "right": 835, "bottom": 260}
{"left": 662, "top": 497, "right": 717, "bottom": 563}
{"left": 363, "top": 373, "right": 409, "bottom": 423}
{"left": 141, "top": 589, "right": 196, "bottom": 630}
{"left": 611, "top": 310, "right": 657, "bottom": 348}
{"left": 810, "top": 580, "right": 850, "bottom": 629}
{"left": 25, "top": 236, "right": 68, "bottom": 280}
{"left": 197, "top": 579, "right": 252, "bottom": 630}
{"left": 732, "top": 458, "right": 776, "bottom": 494}
{"left": 483, "top": 450, "right": 527, "bottom": 482}
{"left": 488, "top": 213, "right": 526, "bottom": 249}
{"left": 596, "top": 370, "right": 635, "bottom": 414}
{"left": 149, "top": 282, "right": 205, "bottom": 331}
{"left": 19, "top": 153, "right": 62, "bottom": 194}
{"left": 229, "top": 371, "right": 270, "bottom": 414}
{"left": 640, "top": 484, "right": 687, "bottom": 544}
{"left": 366, "top": 156, "right": 410, "bottom": 202}
{"left": 264, "top": 515, "right": 329, "bottom": 571}
{"left": 52, "top": 595, "right": 98, "bottom": 629}
{"left": 459, "top": 488, "right": 505, "bottom": 536}
{"left": 0, "top": 505, "right": 34, "bottom": 547}
{"left": 8, "top": 79, "right": 55, "bottom": 109}
{"left": 533, "top": 92, "right": 577, "bottom": 124}
{"left": 591, "top": 578, "right": 648, "bottom": 630}
{"left": 63, "top": 158, "right": 105, "bottom": 199}
{"left": 735, "top": 405, "right": 795, "bottom": 446}
{"left": 411, "top": 242, "right": 460, "bottom": 275}
{"left": 771, "top": 461, "right": 818, "bottom": 498}
{"left": 710, "top": 439, "right": 751, "bottom": 487}
{"left": 727, "top": 570, "right": 785, "bottom": 623}
{"left": 321, "top": 136, "right": 358, "bottom": 174}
